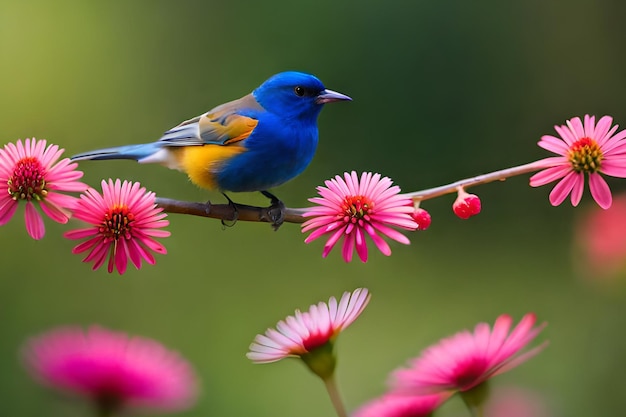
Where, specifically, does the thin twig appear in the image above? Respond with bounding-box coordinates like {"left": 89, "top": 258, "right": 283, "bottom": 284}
{"left": 402, "top": 160, "right": 549, "bottom": 201}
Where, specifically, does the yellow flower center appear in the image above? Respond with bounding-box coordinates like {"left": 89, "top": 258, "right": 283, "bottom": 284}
{"left": 568, "top": 137, "right": 603, "bottom": 173}
{"left": 7, "top": 156, "right": 48, "bottom": 201}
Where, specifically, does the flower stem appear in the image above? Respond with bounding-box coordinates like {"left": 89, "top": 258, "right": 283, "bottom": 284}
{"left": 462, "top": 402, "right": 484, "bottom": 417}
{"left": 403, "top": 160, "right": 549, "bottom": 201}
{"left": 324, "top": 376, "right": 348, "bottom": 417}
{"left": 459, "top": 381, "right": 490, "bottom": 417}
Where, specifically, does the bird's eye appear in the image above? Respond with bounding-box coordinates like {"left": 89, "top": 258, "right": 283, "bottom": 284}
{"left": 294, "top": 86, "right": 305, "bottom": 97}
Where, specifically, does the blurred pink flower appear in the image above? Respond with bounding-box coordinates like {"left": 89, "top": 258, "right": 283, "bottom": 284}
{"left": 352, "top": 393, "right": 448, "bottom": 417}
{"left": 302, "top": 171, "right": 418, "bottom": 262}
{"left": 391, "top": 313, "right": 547, "bottom": 395}
{"left": 484, "top": 386, "right": 550, "bottom": 417}
{"left": 0, "top": 138, "right": 86, "bottom": 239}
{"left": 576, "top": 192, "right": 626, "bottom": 279}
{"left": 247, "top": 288, "right": 370, "bottom": 378}
{"left": 23, "top": 325, "right": 198, "bottom": 415}
{"left": 530, "top": 115, "right": 626, "bottom": 209}
{"left": 64, "top": 179, "right": 170, "bottom": 274}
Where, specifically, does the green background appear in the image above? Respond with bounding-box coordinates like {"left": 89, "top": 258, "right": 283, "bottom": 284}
{"left": 2, "top": 1, "right": 626, "bottom": 416}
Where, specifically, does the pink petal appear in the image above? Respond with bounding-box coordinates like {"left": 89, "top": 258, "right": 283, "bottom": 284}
{"left": 601, "top": 159, "right": 626, "bottom": 177}
{"left": 25, "top": 202, "right": 45, "bottom": 240}
{"left": 537, "top": 135, "right": 568, "bottom": 154}
{"left": 528, "top": 163, "right": 570, "bottom": 187}
{"left": 354, "top": 227, "right": 368, "bottom": 262}
{"left": 0, "top": 199, "right": 18, "bottom": 225}
{"left": 115, "top": 239, "right": 128, "bottom": 275}
{"left": 548, "top": 171, "right": 580, "bottom": 206}
{"left": 364, "top": 224, "right": 392, "bottom": 256}
{"left": 341, "top": 232, "right": 354, "bottom": 262}
{"left": 39, "top": 201, "right": 71, "bottom": 224}
{"left": 569, "top": 174, "right": 585, "bottom": 207}
{"left": 588, "top": 173, "right": 612, "bottom": 209}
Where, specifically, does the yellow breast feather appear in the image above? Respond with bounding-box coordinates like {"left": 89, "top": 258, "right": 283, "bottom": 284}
{"left": 171, "top": 144, "right": 247, "bottom": 190}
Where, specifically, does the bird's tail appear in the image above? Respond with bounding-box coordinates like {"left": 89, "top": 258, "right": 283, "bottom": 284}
{"left": 71, "top": 142, "right": 164, "bottom": 163}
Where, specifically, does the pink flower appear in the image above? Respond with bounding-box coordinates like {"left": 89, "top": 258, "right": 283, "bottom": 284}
{"left": 0, "top": 138, "right": 86, "bottom": 239}
{"left": 23, "top": 325, "right": 198, "bottom": 415}
{"left": 391, "top": 313, "right": 547, "bottom": 395}
{"left": 247, "top": 288, "right": 370, "bottom": 378}
{"left": 576, "top": 192, "right": 626, "bottom": 279}
{"left": 352, "top": 394, "right": 448, "bottom": 417}
{"left": 529, "top": 115, "right": 626, "bottom": 209}
{"left": 302, "top": 172, "right": 418, "bottom": 262}
{"left": 484, "top": 386, "right": 550, "bottom": 417}
{"left": 64, "top": 179, "right": 170, "bottom": 274}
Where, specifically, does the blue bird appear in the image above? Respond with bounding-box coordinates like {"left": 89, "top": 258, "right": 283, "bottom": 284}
{"left": 71, "top": 71, "right": 351, "bottom": 214}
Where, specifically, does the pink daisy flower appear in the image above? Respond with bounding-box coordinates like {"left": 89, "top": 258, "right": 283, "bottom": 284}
{"left": 0, "top": 138, "right": 86, "bottom": 239}
{"left": 391, "top": 313, "right": 547, "bottom": 395}
{"left": 576, "top": 192, "right": 626, "bottom": 279}
{"left": 302, "top": 171, "right": 418, "bottom": 262}
{"left": 352, "top": 394, "right": 448, "bottom": 417}
{"left": 23, "top": 325, "right": 198, "bottom": 415}
{"left": 529, "top": 115, "right": 626, "bottom": 209}
{"left": 247, "top": 288, "right": 370, "bottom": 378}
{"left": 64, "top": 179, "right": 170, "bottom": 274}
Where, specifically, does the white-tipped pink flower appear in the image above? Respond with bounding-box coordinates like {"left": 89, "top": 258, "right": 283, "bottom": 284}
{"left": 352, "top": 393, "right": 448, "bottom": 417}
{"left": 247, "top": 288, "right": 370, "bottom": 379}
{"left": 64, "top": 179, "right": 170, "bottom": 274}
{"left": 530, "top": 115, "right": 626, "bottom": 209}
{"left": 391, "top": 313, "right": 547, "bottom": 395}
{"left": 23, "top": 325, "right": 198, "bottom": 415}
{"left": 0, "top": 138, "right": 86, "bottom": 239}
{"left": 302, "top": 172, "right": 418, "bottom": 263}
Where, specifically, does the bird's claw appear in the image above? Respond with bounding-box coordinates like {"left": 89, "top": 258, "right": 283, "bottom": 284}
{"left": 220, "top": 193, "right": 239, "bottom": 228}
{"left": 261, "top": 190, "right": 285, "bottom": 230}
{"left": 267, "top": 199, "right": 286, "bottom": 231}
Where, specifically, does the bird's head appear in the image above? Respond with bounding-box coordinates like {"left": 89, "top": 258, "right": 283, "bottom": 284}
{"left": 253, "top": 71, "right": 351, "bottom": 120}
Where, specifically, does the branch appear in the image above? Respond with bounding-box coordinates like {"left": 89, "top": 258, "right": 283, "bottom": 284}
{"left": 155, "top": 160, "right": 549, "bottom": 226}
{"left": 154, "top": 197, "right": 308, "bottom": 225}
{"left": 403, "top": 160, "right": 549, "bottom": 201}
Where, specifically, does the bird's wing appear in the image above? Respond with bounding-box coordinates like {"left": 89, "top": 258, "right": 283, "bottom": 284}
{"left": 158, "top": 94, "right": 263, "bottom": 147}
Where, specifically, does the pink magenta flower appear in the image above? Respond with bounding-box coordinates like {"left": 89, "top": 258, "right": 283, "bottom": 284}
{"left": 0, "top": 138, "right": 86, "bottom": 239}
{"left": 64, "top": 179, "right": 170, "bottom": 274}
{"left": 23, "top": 325, "right": 198, "bottom": 415}
{"left": 576, "top": 192, "right": 626, "bottom": 279}
{"left": 391, "top": 313, "right": 547, "bottom": 395}
{"left": 529, "top": 115, "right": 626, "bottom": 209}
{"left": 247, "top": 288, "right": 370, "bottom": 379}
{"left": 302, "top": 172, "right": 418, "bottom": 263}
{"left": 352, "top": 393, "right": 448, "bottom": 417}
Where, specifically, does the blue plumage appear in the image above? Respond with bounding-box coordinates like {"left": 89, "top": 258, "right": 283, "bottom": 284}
{"left": 71, "top": 71, "right": 351, "bottom": 198}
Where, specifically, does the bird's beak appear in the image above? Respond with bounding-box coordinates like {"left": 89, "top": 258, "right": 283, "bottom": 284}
{"left": 316, "top": 89, "right": 352, "bottom": 104}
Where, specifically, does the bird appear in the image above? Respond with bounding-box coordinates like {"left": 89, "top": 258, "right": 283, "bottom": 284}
{"left": 71, "top": 71, "right": 351, "bottom": 224}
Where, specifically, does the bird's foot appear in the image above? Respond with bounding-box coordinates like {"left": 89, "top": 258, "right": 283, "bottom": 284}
{"left": 261, "top": 190, "right": 285, "bottom": 231}
{"left": 220, "top": 193, "right": 239, "bottom": 228}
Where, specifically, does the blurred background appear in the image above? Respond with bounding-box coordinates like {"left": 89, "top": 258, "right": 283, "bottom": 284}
{"left": 2, "top": 0, "right": 626, "bottom": 416}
